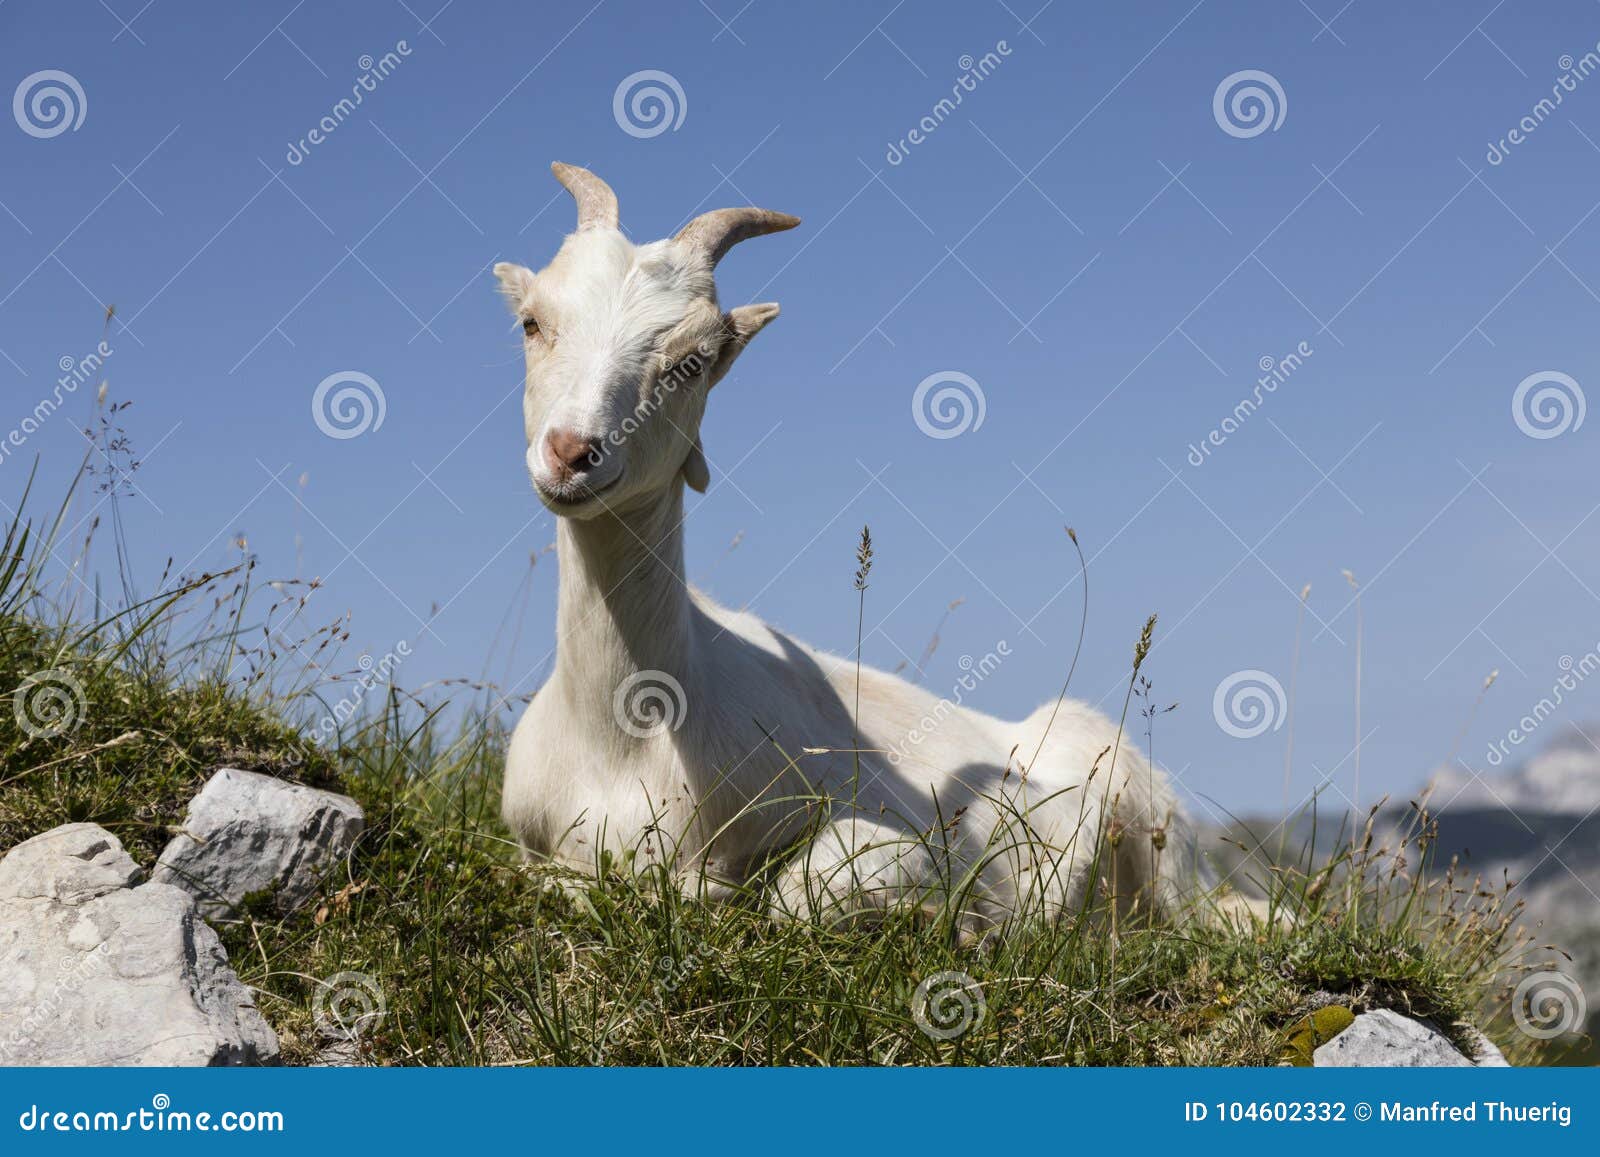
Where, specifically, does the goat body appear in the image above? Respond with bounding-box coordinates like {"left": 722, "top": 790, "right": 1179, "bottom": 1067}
{"left": 498, "top": 164, "right": 1191, "bottom": 938}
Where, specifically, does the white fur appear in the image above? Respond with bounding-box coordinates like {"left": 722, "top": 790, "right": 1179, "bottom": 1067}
{"left": 497, "top": 177, "right": 1194, "bottom": 938}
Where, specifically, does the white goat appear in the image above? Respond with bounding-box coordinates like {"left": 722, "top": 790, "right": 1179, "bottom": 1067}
{"left": 498, "top": 163, "right": 1202, "bottom": 939}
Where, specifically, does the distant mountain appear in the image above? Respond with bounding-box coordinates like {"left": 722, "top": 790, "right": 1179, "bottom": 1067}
{"left": 1425, "top": 728, "right": 1599, "bottom": 1058}
{"left": 1198, "top": 725, "right": 1600, "bottom": 1058}
{"left": 1425, "top": 725, "right": 1600, "bottom": 815}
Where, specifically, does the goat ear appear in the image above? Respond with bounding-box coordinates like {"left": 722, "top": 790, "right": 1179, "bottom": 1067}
{"left": 708, "top": 302, "right": 781, "bottom": 388}
{"left": 681, "top": 436, "right": 711, "bottom": 492}
{"left": 729, "top": 301, "right": 781, "bottom": 340}
{"left": 493, "top": 262, "right": 535, "bottom": 315}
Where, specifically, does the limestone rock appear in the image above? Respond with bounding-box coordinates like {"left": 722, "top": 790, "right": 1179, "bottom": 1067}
{"left": 0, "top": 824, "right": 278, "bottom": 1066}
{"left": 1313, "top": 1009, "right": 1488, "bottom": 1067}
{"left": 0, "top": 823, "right": 142, "bottom": 904}
{"left": 153, "top": 768, "right": 364, "bottom": 918}
{"left": 1465, "top": 1026, "right": 1510, "bottom": 1066}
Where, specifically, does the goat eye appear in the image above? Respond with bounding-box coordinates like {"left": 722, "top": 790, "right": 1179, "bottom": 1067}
{"left": 521, "top": 316, "right": 540, "bottom": 337}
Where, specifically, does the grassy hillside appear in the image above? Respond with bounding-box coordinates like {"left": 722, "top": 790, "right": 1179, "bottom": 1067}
{"left": 0, "top": 455, "right": 1558, "bottom": 1066}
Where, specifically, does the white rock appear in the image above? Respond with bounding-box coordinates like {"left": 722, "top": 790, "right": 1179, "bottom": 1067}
{"left": 1466, "top": 1027, "right": 1510, "bottom": 1066}
{"left": 0, "top": 823, "right": 141, "bottom": 904}
{"left": 152, "top": 768, "right": 364, "bottom": 918}
{"left": 1313, "top": 1009, "right": 1485, "bottom": 1067}
{"left": 0, "top": 824, "right": 278, "bottom": 1066}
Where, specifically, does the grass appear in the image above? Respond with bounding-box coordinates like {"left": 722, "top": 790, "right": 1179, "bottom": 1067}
{"left": 0, "top": 422, "right": 1570, "bottom": 1067}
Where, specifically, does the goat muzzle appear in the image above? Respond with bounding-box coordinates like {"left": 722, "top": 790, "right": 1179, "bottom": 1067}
{"left": 544, "top": 428, "right": 604, "bottom": 482}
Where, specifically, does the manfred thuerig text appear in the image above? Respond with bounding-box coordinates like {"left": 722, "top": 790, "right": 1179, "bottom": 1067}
{"left": 1183, "top": 1100, "right": 1572, "bottom": 1127}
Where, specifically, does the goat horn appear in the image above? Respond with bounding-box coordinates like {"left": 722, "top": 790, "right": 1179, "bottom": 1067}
{"left": 675, "top": 207, "right": 801, "bottom": 267}
{"left": 550, "top": 162, "right": 619, "bottom": 231}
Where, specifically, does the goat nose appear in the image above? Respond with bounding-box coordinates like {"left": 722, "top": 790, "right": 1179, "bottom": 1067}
{"left": 544, "top": 428, "right": 602, "bottom": 480}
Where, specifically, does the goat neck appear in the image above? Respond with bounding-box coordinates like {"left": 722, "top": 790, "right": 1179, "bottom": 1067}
{"left": 551, "top": 485, "right": 693, "bottom": 698}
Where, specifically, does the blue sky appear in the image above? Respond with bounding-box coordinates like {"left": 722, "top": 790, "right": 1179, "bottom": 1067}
{"left": 3, "top": 0, "right": 1599, "bottom": 820}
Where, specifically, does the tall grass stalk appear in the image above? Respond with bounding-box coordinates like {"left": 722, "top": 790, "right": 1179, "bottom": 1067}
{"left": 850, "top": 526, "right": 871, "bottom": 812}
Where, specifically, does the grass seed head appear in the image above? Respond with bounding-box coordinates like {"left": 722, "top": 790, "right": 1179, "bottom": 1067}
{"left": 854, "top": 525, "right": 873, "bottom": 591}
